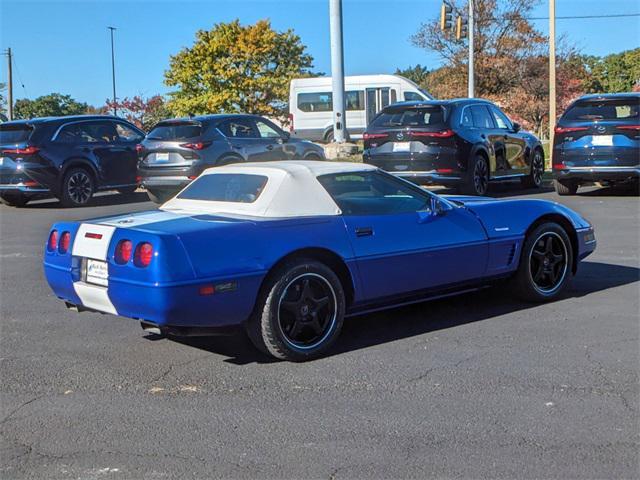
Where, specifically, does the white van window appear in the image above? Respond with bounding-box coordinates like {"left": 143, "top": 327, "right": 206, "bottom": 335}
{"left": 298, "top": 91, "right": 364, "bottom": 112}
{"left": 404, "top": 91, "right": 424, "bottom": 102}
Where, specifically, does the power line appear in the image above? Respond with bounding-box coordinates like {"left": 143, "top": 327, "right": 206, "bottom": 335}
{"left": 527, "top": 13, "right": 640, "bottom": 20}
{"left": 11, "top": 55, "right": 28, "bottom": 97}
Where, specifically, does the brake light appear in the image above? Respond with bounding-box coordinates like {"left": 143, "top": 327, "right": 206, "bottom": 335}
{"left": 135, "top": 144, "right": 144, "bottom": 154}
{"left": 2, "top": 146, "right": 39, "bottom": 155}
{"left": 288, "top": 113, "right": 294, "bottom": 133}
{"left": 180, "top": 142, "right": 210, "bottom": 150}
{"left": 618, "top": 125, "right": 640, "bottom": 131}
{"left": 554, "top": 126, "right": 588, "bottom": 134}
{"left": 59, "top": 232, "right": 71, "bottom": 253}
{"left": 363, "top": 133, "right": 388, "bottom": 140}
{"left": 188, "top": 175, "right": 198, "bottom": 180}
{"left": 436, "top": 168, "right": 454, "bottom": 173}
{"left": 134, "top": 242, "right": 153, "bottom": 267}
{"left": 199, "top": 284, "right": 215, "bottom": 296}
{"left": 553, "top": 162, "right": 567, "bottom": 170}
{"left": 115, "top": 240, "right": 133, "bottom": 264}
{"left": 135, "top": 175, "right": 142, "bottom": 184}
{"left": 412, "top": 129, "right": 455, "bottom": 138}
{"left": 23, "top": 180, "right": 39, "bottom": 187}
{"left": 48, "top": 230, "right": 58, "bottom": 251}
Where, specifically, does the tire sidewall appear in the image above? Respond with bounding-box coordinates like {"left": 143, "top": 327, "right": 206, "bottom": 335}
{"left": 61, "top": 168, "right": 94, "bottom": 207}
{"left": 465, "top": 154, "right": 489, "bottom": 196}
{"left": 254, "top": 260, "right": 345, "bottom": 361}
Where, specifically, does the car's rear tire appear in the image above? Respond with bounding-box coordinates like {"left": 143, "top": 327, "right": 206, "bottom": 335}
{"left": 246, "top": 258, "right": 345, "bottom": 361}
{"left": 324, "top": 130, "right": 334, "bottom": 143}
{"left": 555, "top": 179, "right": 578, "bottom": 196}
{"left": 512, "top": 222, "right": 573, "bottom": 302}
{"left": 0, "top": 192, "right": 30, "bottom": 207}
{"left": 461, "top": 154, "right": 489, "bottom": 196}
{"left": 304, "top": 153, "right": 322, "bottom": 161}
{"left": 521, "top": 149, "right": 544, "bottom": 188}
{"left": 60, "top": 167, "right": 94, "bottom": 207}
{"left": 146, "top": 188, "right": 174, "bottom": 204}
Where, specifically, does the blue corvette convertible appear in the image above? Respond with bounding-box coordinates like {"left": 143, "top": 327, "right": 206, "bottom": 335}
{"left": 44, "top": 161, "right": 596, "bottom": 360}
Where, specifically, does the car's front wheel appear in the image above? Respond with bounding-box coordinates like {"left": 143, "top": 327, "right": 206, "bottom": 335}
{"left": 60, "top": 168, "right": 94, "bottom": 207}
{"left": 246, "top": 259, "right": 345, "bottom": 361}
{"left": 512, "top": 222, "right": 573, "bottom": 302}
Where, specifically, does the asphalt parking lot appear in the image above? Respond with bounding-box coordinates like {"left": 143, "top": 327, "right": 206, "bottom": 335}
{"left": 1, "top": 183, "right": 638, "bottom": 479}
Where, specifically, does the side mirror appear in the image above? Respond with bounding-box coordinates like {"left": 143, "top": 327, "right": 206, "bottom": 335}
{"left": 280, "top": 131, "right": 291, "bottom": 143}
{"left": 512, "top": 122, "right": 521, "bottom": 133}
{"left": 431, "top": 196, "right": 451, "bottom": 216}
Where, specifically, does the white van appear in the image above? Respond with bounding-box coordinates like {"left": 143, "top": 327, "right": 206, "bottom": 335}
{"left": 288, "top": 74, "right": 432, "bottom": 142}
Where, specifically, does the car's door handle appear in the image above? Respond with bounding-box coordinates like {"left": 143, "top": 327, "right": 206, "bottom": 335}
{"left": 266, "top": 144, "right": 274, "bottom": 150}
{"left": 355, "top": 227, "right": 374, "bottom": 237}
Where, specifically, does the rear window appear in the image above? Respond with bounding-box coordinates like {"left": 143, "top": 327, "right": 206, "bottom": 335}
{"left": 147, "top": 122, "right": 202, "bottom": 140}
{"left": 370, "top": 106, "right": 446, "bottom": 128}
{"left": 177, "top": 174, "right": 268, "bottom": 203}
{"left": 0, "top": 124, "right": 33, "bottom": 144}
{"left": 563, "top": 98, "right": 640, "bottom": 121}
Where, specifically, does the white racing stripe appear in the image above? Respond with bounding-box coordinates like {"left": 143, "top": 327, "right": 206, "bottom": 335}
{"left": 73, "top": 282, "right": 117, "bottom": 314}
{"left": 72, "top": 223, "right": 116, "bottom": 260}
{"left": 98, "top": 210, "right": 183, "bottom": 228}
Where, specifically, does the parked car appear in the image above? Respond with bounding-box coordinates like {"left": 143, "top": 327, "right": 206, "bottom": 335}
{"left": 289, "top": 74, "right": 432, "bottom": 142}
{"left": 552, "top": 93, "right": 639, "bottom": 195}
{"left": 44, "top": 161, "right": 596, "bottom": 361}
{"left": 137, "top": 114, "right": 326, "bottom": 203}
{"left": 362, "top": 99, "right": 545, "bottom": 196}
{"left": 0, "top": 115, "right": 144, "bottom": 207}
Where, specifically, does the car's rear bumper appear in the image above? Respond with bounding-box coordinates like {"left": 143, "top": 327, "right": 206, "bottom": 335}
{"left": 554, "top": 165, "right": 640, "bottom": 183}
{"left": 141, "top": 175, "right": 192, "bottom": 189}
{"left": 392, "top": 170, "right": 462, "bottom": 185}
{"left": 0, "top": 183, "right": 50, "bottom": 193}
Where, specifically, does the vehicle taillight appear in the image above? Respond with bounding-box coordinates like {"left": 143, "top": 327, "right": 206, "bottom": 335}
{"left": 180, "top": 142, "right": 210, "bottom": 150}
{"left": 363, "top": 133, "right": 388, "bottom": 140}
{"left": 288, "top": 113, "right": 294, "bottom": 133}
{"left": 553, "top": 162, "right": 567, "bottom": 170}
{"left": 134, "top": 242, "right": 153, "bottom": 267}
{"left": 412, "top": 129, "right": 455, "bottom": 138}
{"left": 554, "top": 126, "right": 588, "bottom": 134}
{"left": 2, "top": 146, "right": 40, "bottom": 155}
{"left": 436, "top": 168, "right": 454, "bottom": 173}
{"left": 618, "top": 125, "right": 640, "bottom": 131}
{"left": 135, "top": 144, "right": 144, "bottom": 154}
{"left": 59, "top": 232, "right": 71, "bottom": 253}
{"left": 115, "top": 240, "right": 133, "bottom": 264}
{"left": 48, "top": 230, "right": 58, "bottom": 251}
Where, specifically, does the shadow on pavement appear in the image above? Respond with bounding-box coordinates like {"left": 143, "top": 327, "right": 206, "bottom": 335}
{"left": 171, "top": 261, "right": 639, "bottom": 365}
{"left": 22, "top": 191, "right": 152, "bottom": 209}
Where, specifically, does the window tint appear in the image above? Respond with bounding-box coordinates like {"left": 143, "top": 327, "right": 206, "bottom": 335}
{"left": 56, "top": 121, "right": 119, "bottom": 143}
{"left": 148, "top": 122, "right": 201, "bottom": 140}
{"left": 404, "top": 91, "right": 424, "bottom": 102}
{"left": 370, "top": 106, "right": 446, "bottom": 128}
{"left": 391, "top": 89, "right": 397, "bottom": 104}
{"left": 460, "top": 108, "right": 473, "bottom": 127}
{"left": 318, "top": 171, "right": 431, "bottom": 216}
{"left": 177, "top": 174, "right": 268, "bottom": 203}
{"left": 115, "top": 123, "right": 143, "bottom": 142}
{"left": 0, "top": 124, "right": 33, "bottom": 143}
{"left": 490, "top": 106, "right": 512, "bottom": 129}
{"left": 470, "top": 105, "right": 494, "bottom": 129}
{"left": 563, "top": 98, "right": 640, "bottom": 121}
{"left": 255, "top": 120, "right": 282, "bottom": 139}
{"left": 219, "top": 119, "right": 258, "bottom": 138}
{"left": 298, "top": 91, "right": 365, "bottom": 112}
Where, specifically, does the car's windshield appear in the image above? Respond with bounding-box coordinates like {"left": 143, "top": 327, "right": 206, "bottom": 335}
{"left": 176, "top": 174, "right": 268, "bottom": 203}
{"left": 148, "top": 122, "right": 202, "bottom": 140}
{"left": 0, "top": 124, "right": 33, "bottom": 144}
{"left": 563, "top": 98, "right": 640, "bottom": 121}
{"left": 371, "top": 106, "right": 446, "bottom": 128}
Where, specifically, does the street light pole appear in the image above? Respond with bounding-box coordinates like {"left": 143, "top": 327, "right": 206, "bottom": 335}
{"left": 468, "top": 0, "right": 474, "bottom": 98}
{"left": 329, "top": 0, "right": 346, "bottom": 143}
{"left": 548, "top": 0, "right": 556, "bottom": 163}
{"left": 108, "top": 26, "right": 117, "bottom": 116}
{"left": 6, "top": 47, "right": 13, "bottom": 120}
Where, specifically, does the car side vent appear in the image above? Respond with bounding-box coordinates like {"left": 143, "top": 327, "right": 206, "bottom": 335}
{"left": 506, "top": 243, "right": 517, "bottom": 265}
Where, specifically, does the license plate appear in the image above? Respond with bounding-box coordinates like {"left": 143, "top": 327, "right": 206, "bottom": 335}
{"left": 154, "top": 152, "right": 170, "bottom": 162}
{"left": 86, "top": 259, "right": 109, "bottom": 286}
{"left": 393, "top": 142, "right": 411, "bottom": 153}
{"left": 591, "top": 135, "right": 613, "bottom": 146}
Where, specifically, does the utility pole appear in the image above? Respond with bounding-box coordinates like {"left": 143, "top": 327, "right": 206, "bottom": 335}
{"left": 329, "top": 0, "right": 346, "bottom": 143}
{"left": 108, "top": 26, "right": 117, "bottom": 116}
{"left": 6, "top": 48, "right": 13, "bottom": 120}
{"left": 468, "top": 0, "right": 474, "bottom": 98}
{"left": 548, "top": 0, "right": 556, "bottom": 163}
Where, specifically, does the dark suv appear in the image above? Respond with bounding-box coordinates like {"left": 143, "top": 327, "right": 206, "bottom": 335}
{"left": 0, "top": 115, "right": 144, "bottom": 207}
{"left": 363, "top": 99, "right": 545, "bottom": 195}
{"left": 137, "top": 114, "right": 325, "bottom": 203}
{"left": 553, "top": 93, "right": 639, "bottom": 195}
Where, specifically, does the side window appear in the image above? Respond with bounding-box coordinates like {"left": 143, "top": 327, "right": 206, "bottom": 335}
{"left": 470, "top": 106, "right": 495, "bottom": 129}
{"left": 255, "top": 120, "right": 282, "bottom": 139}
{"left": 297, "top": 92, "right": 332, "bottom": 112}
{"left": 219, "top": 119, "right": 258, "bottom": 138}
{"left": 460, "top": 108, "right": 473, "bottom": 127}
{"left": 345, "top": 91, "right": 364, "bottom": 111}
{"left": 115, "top": 123, "right": 144, "bottom": 142}
{"left": 55, "top": 122, "right": 117, "bottom": 143}
{"left": 490, "top": 106, "right": 513, "bottom": 130}
{"left": 318, "top": 171, "right": 432, "bottom": 216}
{"left": 404, "top": 91, "right": 423, "bottom": 102}
{"left": 391, "top": 89, "right": 397, "bottom": 104}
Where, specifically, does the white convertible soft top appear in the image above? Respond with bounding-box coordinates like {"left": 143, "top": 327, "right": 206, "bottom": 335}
{"left": 161, "top": 160, "right": 377, "bottom": 217}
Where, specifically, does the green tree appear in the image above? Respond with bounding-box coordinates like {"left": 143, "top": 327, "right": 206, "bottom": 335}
{"left": 395, "top": 64, "right": 430, "bottom": 88}
{"left": 0, "top": 82, "right": 6, "bottom": 118}
{"left": 588, "top": 48, "right": 640, "bottom": 93}
{"left": 14, "top": 93, "right": 88, "bottom": 119}
{"left": 164, "top": 19, "right": 315, "bottom": 119}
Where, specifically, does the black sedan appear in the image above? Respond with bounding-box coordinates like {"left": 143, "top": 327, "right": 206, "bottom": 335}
{"left": 362, "top": 99, "right": 545, "bottom": 195}
{"left": 0, "top": 115, "right": 144, "bottom": 207}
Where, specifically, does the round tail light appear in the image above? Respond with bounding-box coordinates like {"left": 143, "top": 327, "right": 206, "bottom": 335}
{"left": 134, "top": 242, "right": 153, "bottom": 267}
{"left": 115, "top": 240, "right": 133, "bottom": 264}
{"left": 59, "top": 231, "right": 71, "bottom": 253}
{"left": 48, "top": 230, "right": 58, "bottom": 251}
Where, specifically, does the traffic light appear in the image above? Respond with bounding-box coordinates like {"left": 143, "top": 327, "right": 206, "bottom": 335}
{"left": 440, "top": 2, "right": 453, "bottom": 31}
{"left": 456, "top": 16, "right": 468, "bottom": 40}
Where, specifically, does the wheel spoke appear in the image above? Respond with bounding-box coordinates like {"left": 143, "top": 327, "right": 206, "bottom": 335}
{"left": 545, "top": 236, "right": 553, "bottom": 254}
{"left": 287, "top": 320, "right": 302, "bottom": 339}
{"left": 281, "top": 300, "right": 299, "bottom": 314}
{"left": 312, "top": 295, "right": 329, "bottom": 310}
{"left": 532, "top": 264, "right": 544, "bottom": 282}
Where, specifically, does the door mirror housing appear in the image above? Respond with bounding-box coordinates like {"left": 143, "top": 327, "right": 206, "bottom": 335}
{"left": 280, "top": 131, "right": 291, "bottom": 143}
{"left": 418, "top": 197, "right": 451, "bottom": 223}
{"left": 512, "top": 122, "right": 521, "bottom": 133}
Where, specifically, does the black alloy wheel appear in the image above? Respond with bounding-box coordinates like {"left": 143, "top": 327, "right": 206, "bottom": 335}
{"left": 522, "top": 149, "right": 544, "bottom": 188}
{"left": 61, "top": 168, "right": 94, "bottom": 207}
